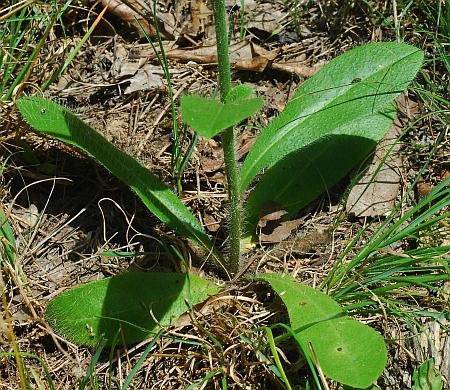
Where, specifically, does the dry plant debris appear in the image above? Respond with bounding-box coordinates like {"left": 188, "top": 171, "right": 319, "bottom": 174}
{"left": 346, "top": 93, "right": 420, "bottom": 218}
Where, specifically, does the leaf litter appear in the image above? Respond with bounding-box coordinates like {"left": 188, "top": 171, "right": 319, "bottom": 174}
{"left": 1, "top": 0, "right": 449, "bottom": 388}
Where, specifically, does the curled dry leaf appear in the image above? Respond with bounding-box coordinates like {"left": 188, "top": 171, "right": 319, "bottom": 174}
{"left": 99, "top": 2, "right": 320, "bottom": 77}
{"left": 258, "top": 210, "right": 287, "bottom": 228}
{"left": 161, "top": 40, "right": 318, "bottom": 76}
{"left": 134, "top": 39, "right": 320, "bottom": 76}
{"left": 257, "top": 202, "right": 302, "bottom": 243}
{"left": 102, "top": 0, "right": 154, "bottom": 36}
{"left": 164, "top": 40, "right": 264, "bottom": 66}
{"left": 234, "top": 43, "right": 276, "bottom": 72}
{"left": 102, "top": 0, "right": 175, "bottom": 38}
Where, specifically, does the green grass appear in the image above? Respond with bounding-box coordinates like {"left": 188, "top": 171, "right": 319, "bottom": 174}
{"left": 0, "top": 351, "right": 55, "bottom": 390}
{"left": 136, "top": 12, "right": 193, "bottom": 194}
{"left": 326, "top": 173, "right": 449, "bottom": 300}
{"left": 0, "top": 1, "right": 72, "bottom": 101}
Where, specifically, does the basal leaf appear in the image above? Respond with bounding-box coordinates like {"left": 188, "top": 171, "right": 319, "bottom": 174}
{"left": 16, "top": 97, "right": 219, "bottom": 261}
{"left": 256, "top": 273, "right": 387, "bottom": 388}
{"left": 181, "top": 85, "right": 263, "bottom": 138}
{"left": 241, "top": 42, "right": 423, "bottom": 234}
{"left": 45, "top": 272, "right": 219, "bottom": 345}
{"left": 241, "top": 42, "right": 423, "bottom": 189}
{"left": 244, "top": 131, "right": 379, "bottom": 231}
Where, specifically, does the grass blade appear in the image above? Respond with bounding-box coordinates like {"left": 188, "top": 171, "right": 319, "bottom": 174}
{"left": 121, "top": 328, "right": 165, "bottom": 389}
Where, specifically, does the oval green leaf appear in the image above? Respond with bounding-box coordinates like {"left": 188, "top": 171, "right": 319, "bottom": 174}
{"left": 255, "top": 273, "right": 387, "bottom": 388}
{"left": 16, "top": 97, "right": 218, "bottom": 261}
{"left": 45, "top": 272, "right": 220, "bottom": 346}
{"left": 241, "top": 42, "right": 423, "bottom": 233}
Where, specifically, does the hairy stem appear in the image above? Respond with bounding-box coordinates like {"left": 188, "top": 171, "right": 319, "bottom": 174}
{"left": 212, "top": 0, "right": 241, "bottom": 274}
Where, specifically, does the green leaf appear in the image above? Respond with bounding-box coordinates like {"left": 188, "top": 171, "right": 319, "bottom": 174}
{"left": 225, "top": 84, "right": 255, "bottom": 103}
{"left": 255, "top": 273, "right": 387, "bottom": 388}
{"left": 16, "top": 97, "right": 218, "bottom": 261}
{"left": 241, "top": 42, "right": 423, "bottom": 232}
{"left": 411, "top": 359, "right": 443, "bottom": 390}
{"left": 45, "top": 272, "right": 219, "bottom": 346}
{"left": 181, "top": 85, "right": 263, "bottom": 138}
{"left": 0, "top": 207, "right": 16, "bottom": 266}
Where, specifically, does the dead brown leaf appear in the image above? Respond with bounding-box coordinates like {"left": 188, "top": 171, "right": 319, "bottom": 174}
{"left": 245, "top": 3, "right": 286, "bottom": 34}
{"left": 259, "top": 219, "right": 303, "bottom": 244}
{"left": 203, "top": 213, "right": 221, "bottom": 232}
{"left": 346, "top": 94, "right": 420, "bottom": 217}
{"left": 102, "top": 0, "right": 154, "bottom": 37}
{"left": 110, "top": 44, "right": 183, "bottom": 94}
{"left": 164, "top": 40, "right": 255, "bottom": 64}
{"left": 258, "top": 210, "right": 288, "bottom": 229}
{"left": 234, "top": 42, "right": 277, "bottom": 72}
{"left": 137, "top": 39, "right": 321, "bottom": 77}
{"left": 257, "top": 202, "right": 302, "bottom": 243}
{"left": 271, "top": 60, "right": 324, "bottom": 78}
{"left": 102, "top": 0, "right": 176, "bottom": 38}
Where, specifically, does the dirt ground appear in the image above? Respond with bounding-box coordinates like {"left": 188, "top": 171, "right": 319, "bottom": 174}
{"left": 1, "top": 0, "right": 449, "bottom": 388}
